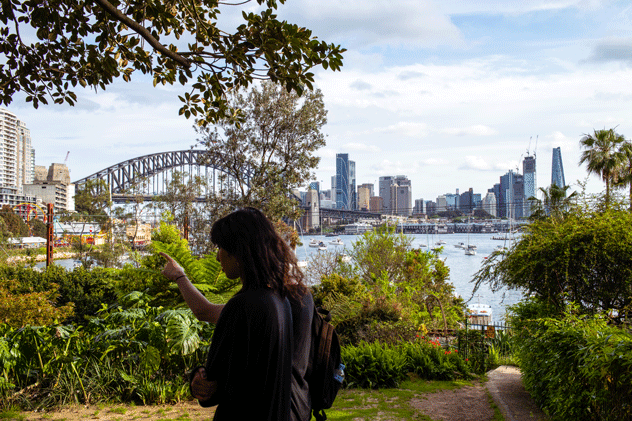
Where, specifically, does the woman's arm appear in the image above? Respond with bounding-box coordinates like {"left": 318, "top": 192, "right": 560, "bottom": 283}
{"left": 160, "top": 252, "right": 224, "bottom": 323}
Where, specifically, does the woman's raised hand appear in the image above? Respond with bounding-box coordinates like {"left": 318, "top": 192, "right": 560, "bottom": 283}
{"left": 160, "top": 252, "right": 186, "bottom": 282}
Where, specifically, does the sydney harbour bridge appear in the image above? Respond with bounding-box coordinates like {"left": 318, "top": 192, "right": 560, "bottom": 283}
{"left": 72, "top": 150, "right": 382, "bottom": 222}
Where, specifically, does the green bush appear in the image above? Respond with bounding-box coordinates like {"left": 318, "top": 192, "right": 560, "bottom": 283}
{"left": 0, "top": 265, "right": 118, "bottom": 323}
{"left": 341, "top": 339, "right": 473, "bottom": 389}
{"left": 510, "top": 301, "right": 632, "bottom": 421}
{"left": 0, "top": 298, "right": 214, "bottom": 408}
{"left": 341, "top": 342, "right": 409, "bottom": 389}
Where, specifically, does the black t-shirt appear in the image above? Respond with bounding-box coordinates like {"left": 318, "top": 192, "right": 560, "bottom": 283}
{"left": 202, "top": 288, "right": 293, "bottom": 421}
{"left": 289, "top": 291, "right": 314, "bottom": 421}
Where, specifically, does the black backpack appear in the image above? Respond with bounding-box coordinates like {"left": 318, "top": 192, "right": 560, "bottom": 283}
{"left": 307, "top": 306, "right": 344, "bottom": 421}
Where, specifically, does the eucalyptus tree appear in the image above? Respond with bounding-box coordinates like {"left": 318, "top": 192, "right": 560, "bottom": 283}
{"left": 579, "top": 128, "right": 625, "bottom": 208}
{"left": 0, "top": 0, "right": 345, "bottom": 124}
{"left": 196, "top": 81, "right": 327, "bottom": 221}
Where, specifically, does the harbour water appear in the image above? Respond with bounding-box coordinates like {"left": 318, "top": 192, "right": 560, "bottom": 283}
{"left": 36, "top": 232, "right": 523, "bottom": 322}
{"left": 296, "top": 232, "right": 523, "bottom": 322}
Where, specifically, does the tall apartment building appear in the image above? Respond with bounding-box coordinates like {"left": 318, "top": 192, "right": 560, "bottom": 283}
{"left": 378, "top": 176, "right": 394, "bottom": 214}
{"left": 481, "top": 191, "right": 497, "bottom": 217}
{"left": 499, "top": 170, "right": 524, "bottom": 219}
{"left": 369, "top": 196, "right": 383, "bottom": 212}
{"left": 499, "top": 170, "right": 516, "bottom": 219}
{"left": 357, "top": 185, "right": 371, "bottom": 211}
{"left": 380, "top": 175, "right": 412, "bottom": 216}
{"left": 551, "top": 147, "right": 566, "bottom": 188}
{"left": 335, "top": 153, "right": 350, "bottom": 210}
{"left": 436, "top": 195, "right": 447, "bottom": 212}
{"left": 391, "top": 175, "right": 412, "bottom": 216}
{"left": 349, "top": 160, "right": 357, "bottom": 210}
{"left": 359, "top": 183, "right": 374, "bottom": 198}
{"left": 413, "top": 198, "right": 425, "bottom": 215}
{"left": 0, "top": 108, "right": 35, "bottom": 195}
{"left": 523, "top": 154, "right": 537, "bottom": 217}
{"left": 459, "top": 188, "right": 475, "bottom": 214}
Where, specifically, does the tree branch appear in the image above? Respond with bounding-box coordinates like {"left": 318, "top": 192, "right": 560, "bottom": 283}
{"left": 93, "top": 0, "right": 191, "bottom": 68}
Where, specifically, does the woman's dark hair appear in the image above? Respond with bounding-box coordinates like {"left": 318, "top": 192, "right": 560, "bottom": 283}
{"left": 210, "top": 207, "right": 306, "bottom": 297}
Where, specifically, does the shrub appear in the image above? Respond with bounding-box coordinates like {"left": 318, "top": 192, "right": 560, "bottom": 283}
{"left": 341, "top": 342, "right": 408, "bottom": 389}
{"left": 0, "top": 280, "right": 74, "bottom": 328}
{"left": 0, "top": 265, "right": 117, "bottom": 324}
{"left": 341, "top": 339, "right": 473, "bottom": 389}
{"left": 510, "top": 301, "right": 632, "bottom": 421}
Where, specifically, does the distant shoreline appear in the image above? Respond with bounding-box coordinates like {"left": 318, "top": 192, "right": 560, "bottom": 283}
{"left": 6, "top": 251, "right": 79, "bottom": 263}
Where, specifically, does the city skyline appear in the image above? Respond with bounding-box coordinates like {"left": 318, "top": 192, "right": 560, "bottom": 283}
{"left": 3, "top": 1, "right": 631, "bottom": 201}
{"left": 319, "top": 149, "right": 549, "bottom": 216}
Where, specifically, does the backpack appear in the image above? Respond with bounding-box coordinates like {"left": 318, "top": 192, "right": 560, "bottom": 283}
{"left": 307, "top": 306, "right": 344, "bottom": 421}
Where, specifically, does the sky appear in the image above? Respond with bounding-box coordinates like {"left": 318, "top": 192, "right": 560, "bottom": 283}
{"left": 5, "top": 0, "right": 632, "bottom": 202}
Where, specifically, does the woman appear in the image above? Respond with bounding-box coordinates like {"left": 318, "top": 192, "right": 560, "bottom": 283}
{"left": 161, "top": 208, "right": 312, "bottom": 421}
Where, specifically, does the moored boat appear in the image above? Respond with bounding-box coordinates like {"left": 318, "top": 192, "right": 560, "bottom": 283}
{"left": 466, "top": 303, "right": 493, "bottom": 325}
{"left": 329, "top": 237, "right": 344, "bottom": 246}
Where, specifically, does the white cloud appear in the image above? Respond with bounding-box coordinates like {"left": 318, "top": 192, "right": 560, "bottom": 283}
{"left": 439, "top": 125, "right": 498, "bottom": 136}
{"left": 279, "top": 0, "right": 463, "bottom": 49}
{"left": 343, "top": 143, "right": 382, "bottom": 153}
{"left": 419, "top": 158, "right": 450, "bottom": 166}
{"left": 460, "top": 156, "right": 492, "bottom": 171}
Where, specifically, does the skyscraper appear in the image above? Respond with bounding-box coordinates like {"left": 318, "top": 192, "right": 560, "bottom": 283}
{"left": 499, "top": 170, "right": 518, "bottom": 219}
{"left": 349, "top": 160, "right": 356, "bottom": 210}
{"left": 551, "top": 147, "right": 566, "bottom": 188}
{"left": 379, "top": 176, "right": 394, "bottom": 214}
{"left": 523, "top": 155, "right": 536, "bottom": 217}
{"left": 391, "top": 175, "right": 412, "bottom": 216}
{"left": 0, "top": 108, "right": 34, "bottom": 195}
{"left": 335, "top": 153, "right": 349, "bottom": 209}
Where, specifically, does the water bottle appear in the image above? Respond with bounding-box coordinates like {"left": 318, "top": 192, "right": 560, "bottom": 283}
{"left": 334, "top": 363, "right": 345, "bottom": 383}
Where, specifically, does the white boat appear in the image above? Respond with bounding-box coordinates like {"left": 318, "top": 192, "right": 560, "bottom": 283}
{"left": 317, "top": 241, "right": 327, "bottom": 251}
{"left": 465, "top": 218, "right": 476, "bottom": 255}
{"left": 494, "top": 245, "right": 507, "bottom": 251}
{"left": 344, "top": 222, "right": 373, "bottom": 235}
{"left": 418, "top": 243, "right": 428, "bottom": 248}
{"left": 308, "top": 239, "right": 320, "bottom": 248}
{"left": 467, "top": 302, "right": 493, "bottom": 325}
{"left": 329, "top": 238, "right": 344, "bottom": 246}
{"left": 454, "top": 242, "right": 465, "bottom": 249}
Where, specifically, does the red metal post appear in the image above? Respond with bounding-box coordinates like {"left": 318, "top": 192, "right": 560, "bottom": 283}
{"left": 46, "top": 203, "right": 54, "bottom": 268}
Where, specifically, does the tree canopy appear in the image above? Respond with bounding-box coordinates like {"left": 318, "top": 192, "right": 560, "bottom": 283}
{"left": 196, "top": 80, "right": 327, "bottom": 220}
{"left": 473, "top": 209, "right": 632, "bottom": 322}
{"left": 0, "top": 0, "right": 345, "bottom": 124}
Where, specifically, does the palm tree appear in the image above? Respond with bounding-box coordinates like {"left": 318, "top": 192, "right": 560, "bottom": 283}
{"left": 579, "top": 128, "right": 625, "bottom": 208}
{"left": 614, "top": 140, "right": 632, "bottom": 211}
{"left": 528, "top": 184, "right": 577, "bottom": 222}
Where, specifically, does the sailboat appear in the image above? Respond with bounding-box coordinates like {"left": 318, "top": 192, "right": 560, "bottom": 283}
{"left": 465, "top": 217, "right": 476, "bottom": 256}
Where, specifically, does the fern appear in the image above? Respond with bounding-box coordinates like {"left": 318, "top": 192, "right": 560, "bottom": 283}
{"left": 150, "top": 241, "right": 239, "bottom": 302}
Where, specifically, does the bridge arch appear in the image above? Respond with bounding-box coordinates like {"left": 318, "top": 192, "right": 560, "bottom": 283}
{"left": 73, "top": 150, "right": 253, "bottom": 197}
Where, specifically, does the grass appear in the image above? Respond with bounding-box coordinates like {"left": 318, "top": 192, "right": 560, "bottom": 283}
{"left": 0, "top": 408, "right": 27, "bottom": 420}
{"left": 324, "top": 376, "right": 481, "bottom": 421}
{"left": 2, "top": 375, "right": 506, "bottom": 421}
